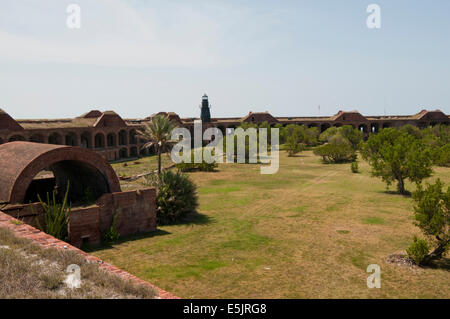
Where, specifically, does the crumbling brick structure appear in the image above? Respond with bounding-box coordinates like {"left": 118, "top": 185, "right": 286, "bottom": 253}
{"left": 0, "top": 142, "right": 157, "bottom": 247}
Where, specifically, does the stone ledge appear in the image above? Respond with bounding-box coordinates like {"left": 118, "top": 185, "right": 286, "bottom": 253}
{"left": 0, "top": 210, "right": 179, "bottom": 299}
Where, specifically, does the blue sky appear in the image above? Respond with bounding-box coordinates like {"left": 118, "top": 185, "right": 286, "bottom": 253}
{"left": 0, "top": 0, "right": 449, "bottom": 119}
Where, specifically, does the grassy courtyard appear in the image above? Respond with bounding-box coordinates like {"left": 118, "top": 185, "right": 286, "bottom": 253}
{"left": 92, "top": 150, "right": 450, "bottom": 298}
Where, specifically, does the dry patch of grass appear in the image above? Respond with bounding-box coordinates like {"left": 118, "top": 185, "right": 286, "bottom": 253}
{"left": 94, "top": 151, "right": 450, "bottom": 298}
{"left": 0, "top": 228, "right": 157, "bottom": 299}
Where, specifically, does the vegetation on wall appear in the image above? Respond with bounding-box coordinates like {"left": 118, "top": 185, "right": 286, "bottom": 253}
{"left": 33, "top": 184, "right": 71, "bottom": 241}
{"left": 103, "top": 209, "right": 120, "bottom": 244}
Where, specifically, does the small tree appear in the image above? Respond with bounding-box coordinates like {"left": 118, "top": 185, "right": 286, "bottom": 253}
{"left": 137, "top": 115, "right": 177, "bottom": 176}
{"left": 286, "top": 134, "right": 305, "bottom": 157}
{"left": 313, "top": 134, "right": 356, "bottom": 163}
{"left": 409, "top": 179, "right": 449, "bottom": 264}
{"left": 360, "top": 128, "right": 433, "bottom": 194}
{"left": 340, "top": 125, "right": 363, "bottom": 150}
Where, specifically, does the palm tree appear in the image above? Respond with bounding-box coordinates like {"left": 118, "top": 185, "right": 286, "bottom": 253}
{"left": 137, "top": 115, "right": 177, "bottom": 176}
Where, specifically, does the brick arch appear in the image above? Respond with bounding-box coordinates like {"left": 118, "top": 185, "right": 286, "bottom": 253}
{"left": 94, "top": 132, "right": 105, "bottom": 148}
{"left": 0, "top": 142, "right": 121, "bottom": 204}
{"left": 65, "top": 132, "right": 78, "bottom": 146}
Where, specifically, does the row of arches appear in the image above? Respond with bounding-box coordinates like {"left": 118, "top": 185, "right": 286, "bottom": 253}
{"left": 209, "top": 122, "right": 393, "bottom": 135}
{"left": 0, "top": 129, "right": 140, "bottom": 149}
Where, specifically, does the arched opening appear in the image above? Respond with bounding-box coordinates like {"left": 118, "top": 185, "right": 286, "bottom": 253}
{"left": 80, "top": 132, "right": 91, "bottom": 148}
{"left": 358, "top": 124, "right": 368, "bottom": 133}
{"left": 94, "top": 133, "right": 105, "bottom": 149}
{"left": 370, "top": 123, "right": 379, "bottom": 133}
{"left": 65, "top": 132, "right": 78, "bottom": 146}
{"left": 119, "top": 148, "right": 128, "bottom": 159}
{"left": 118, "top": 130, "right": 127, "bottom": 145}
{"left": 48, "top": 133, "right": 62, "bottom": 145}
{"left": 129, "top": 130, "right": 137, "bottom": 145}
{"left": 308, "top": 123, "right": 318, "bottom": 128}
{"left": 0, "top": 137, "right": 3, "bottom": 145}
{"left": 9, "top": 135, "right": 26, "bottom": 142}
{"left": 29, "top": 134, "right": 44, "bottom": 143}
{"left": 24, "top": 160, "right": 111, "bottom": 205}
{"left": 333, "top": 123, "right": 342, "bottom": 128}
{"left": 382, "top": 123, "right": 391, "bottom": 129}
{"left": 107, "top": 133, "right": 116, "bottom": 147}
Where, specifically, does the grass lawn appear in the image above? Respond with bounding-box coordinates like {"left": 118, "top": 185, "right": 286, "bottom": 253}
{"left": 92, "top": 150, "right": 450, "bottom": 298}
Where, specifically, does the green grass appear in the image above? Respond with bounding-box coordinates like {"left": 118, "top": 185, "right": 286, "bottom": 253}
{"left": 93, "top": 151, "right": 450, "bottom": 299}
{"left": 363, "top": 217, "right": 385, "bottom": 225}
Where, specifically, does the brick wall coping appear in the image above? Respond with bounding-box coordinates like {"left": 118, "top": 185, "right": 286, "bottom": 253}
{"left": 0, "top": 211, "right": 179, "bottom": 299}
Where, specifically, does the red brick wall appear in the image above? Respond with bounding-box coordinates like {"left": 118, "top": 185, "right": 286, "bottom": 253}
{"left": 96, "top": 188, "right": 157, "bottom": 236}
{"left": 69, "top": 206, "right": 101, "bottom": 247}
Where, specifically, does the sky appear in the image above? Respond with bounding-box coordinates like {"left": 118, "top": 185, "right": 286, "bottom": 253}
{"left": 0, "top": 0, "right": 449, "bottom": 119}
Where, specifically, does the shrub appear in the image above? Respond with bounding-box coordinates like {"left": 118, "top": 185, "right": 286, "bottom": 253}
{"left": 411, "top": 179, "right": 449, "bottom": 264}
{"left": 145, "top": 170, "right": 198, "bottom": 225}
{"left": 319, "top": 125, "right": 363, "bottom": 150}
{"left": 33, "top": 184, "right": 71, "bottom": 241}
{"left": 313, "top": 135, "right": 356, "bottom": 163}
{"left": 433, "top": 144, "right": 450, "bottom": 167}
{"left": 351, "top": 161, "right": 359, "bottom": 173}
{"left": 286, "top": 135, "right": 305, "bottom": 157}
{"left": 406, "top": 236, "right": 430, "bottom": 265}
{"left": 103, "top": 210, "right": 120, "bottom": 244}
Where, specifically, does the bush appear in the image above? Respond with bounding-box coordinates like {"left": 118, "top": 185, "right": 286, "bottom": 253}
{"left": 319, "top": 125, "right": 363, "bottom": 150}
{"left": 286, "top": 135, "right": 305, "bottom": 157}
{"left": 406, "top": 236, "right": 430, "bottom": 265}
{"left": 351, "top": 161, "right": 359, "bottom": 173}
{"left": 433, "top": 144, "right": 450, "bottom": 167}
{"left": 145, "top": 170, "right": 198, "bottom": 225}
{"left": 313, "top": 135, "right": 356, "bottom": 163}
{"left": 411, "top": 179, "right": 450, "bottom": 264}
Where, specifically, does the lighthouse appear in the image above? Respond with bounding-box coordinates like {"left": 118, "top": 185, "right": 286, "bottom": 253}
{"left": 200, "top": 94, "right": 211, "bottom": 123}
